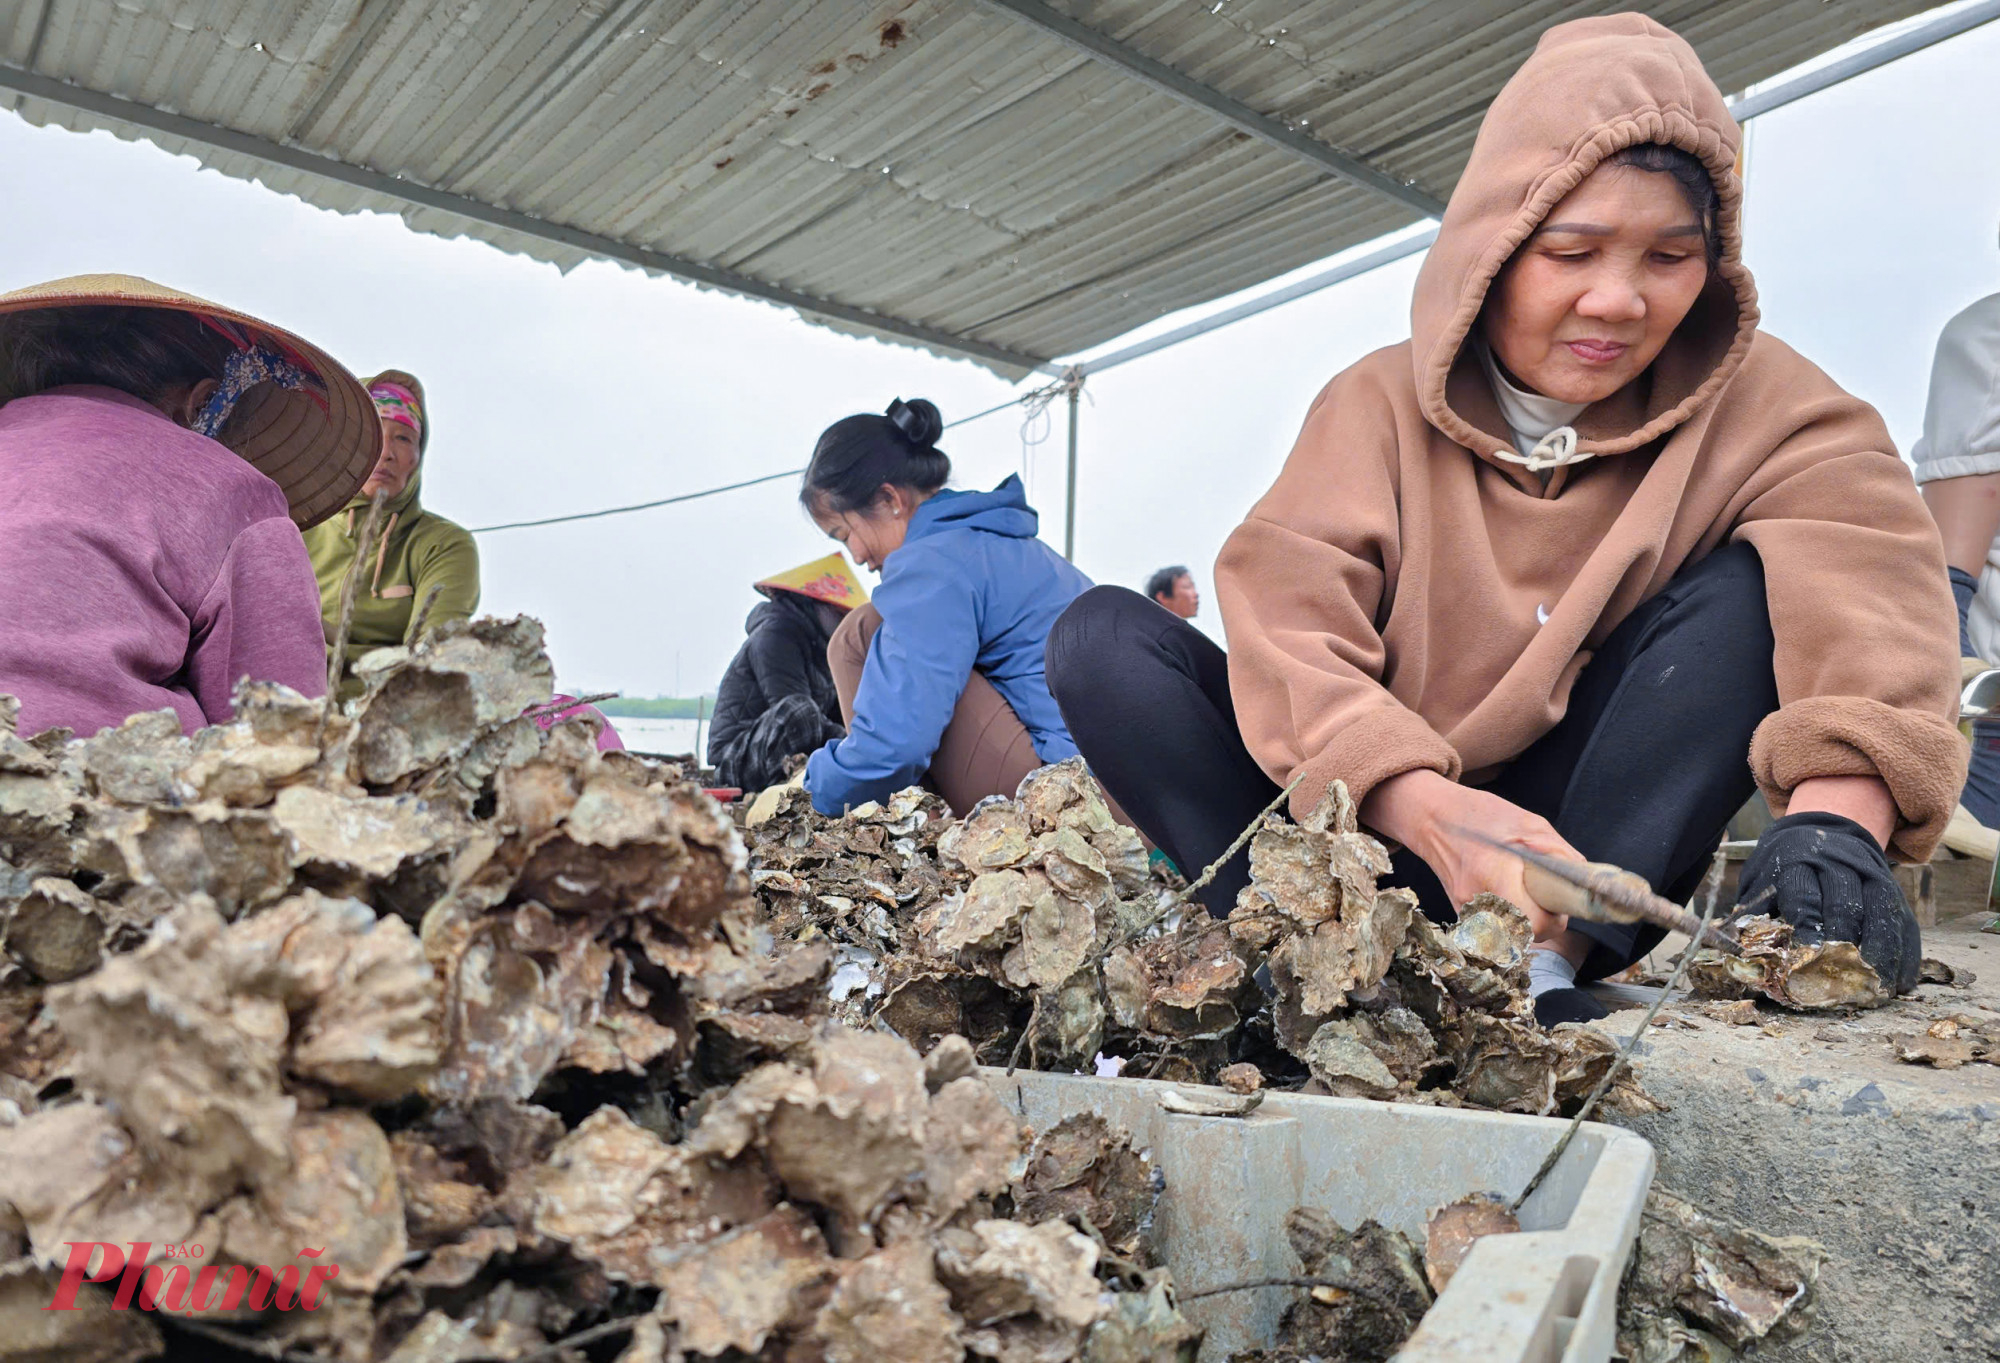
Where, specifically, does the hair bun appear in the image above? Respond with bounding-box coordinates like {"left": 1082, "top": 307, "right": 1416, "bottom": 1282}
{"left": 885, "top": 397, "right": 944, "bottom": 447}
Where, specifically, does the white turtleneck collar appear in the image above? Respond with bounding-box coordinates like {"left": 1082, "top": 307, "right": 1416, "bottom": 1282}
{"left": 1477, "top": 340, "right": 1588, "bottom": 460}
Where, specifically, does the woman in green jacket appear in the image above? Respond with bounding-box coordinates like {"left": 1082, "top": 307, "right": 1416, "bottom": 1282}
{"left": 304, "top": 369, "right": 479, "bottom": 699}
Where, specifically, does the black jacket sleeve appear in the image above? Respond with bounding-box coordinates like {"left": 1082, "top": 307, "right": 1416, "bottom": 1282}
{"left": 744, "top": 608, "right": 823, "bottom": 705}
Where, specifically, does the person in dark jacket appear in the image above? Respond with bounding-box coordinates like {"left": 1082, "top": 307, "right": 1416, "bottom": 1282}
{"left": 800, "top": 397, "right": 1094, "bottom": 816}
{"left": 708, "top": 553, "right": 868, "bottom": 792}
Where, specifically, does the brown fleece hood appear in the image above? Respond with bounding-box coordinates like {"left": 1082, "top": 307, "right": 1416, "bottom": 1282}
{"left": 1215, "top": 14, "right": 1965, "bottom": 862}
{"left": 1413, "top": 14, "right": 1756, "bottom": 468}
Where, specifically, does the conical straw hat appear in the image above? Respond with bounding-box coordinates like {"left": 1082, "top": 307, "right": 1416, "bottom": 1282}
{"left": 754, "top": 552, "right": 870, "bottom": 609}
{"left": 0, "top": 274, "right": 376, "bottom": 527}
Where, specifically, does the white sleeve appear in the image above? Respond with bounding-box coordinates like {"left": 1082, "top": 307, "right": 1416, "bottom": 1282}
{"left": 1911, "top": 293, "right": 2000, "bottom": 484}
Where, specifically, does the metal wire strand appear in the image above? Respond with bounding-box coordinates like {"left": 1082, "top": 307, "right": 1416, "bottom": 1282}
{"left": 468, "top": 380, "right": 1068, "bottom": 535}
{"left": 1507, "top": 851, "right": 1738, "bottom": 1213}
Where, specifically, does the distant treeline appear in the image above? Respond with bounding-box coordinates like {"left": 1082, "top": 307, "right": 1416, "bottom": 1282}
{"left": 596, "top": 696, "right": 714, "bottom": 719}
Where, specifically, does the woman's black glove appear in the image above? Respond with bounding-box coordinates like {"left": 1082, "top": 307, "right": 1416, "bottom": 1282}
{"left": 1735, "top": 811, "right": 1919, "bottom": 994}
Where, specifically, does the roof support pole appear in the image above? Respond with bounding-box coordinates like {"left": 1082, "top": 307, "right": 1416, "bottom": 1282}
{"left": 1729, "top": 0, "right": 2000, "bottom": 120}
{"left": 1062, "top": 369, "right": 1083, "bottom": 562}
{"left": 969, "top": 0, "right": 1445, "bottom": 220}
{"left": 1076, "top": 226, "right": 1439, "bottom": 376}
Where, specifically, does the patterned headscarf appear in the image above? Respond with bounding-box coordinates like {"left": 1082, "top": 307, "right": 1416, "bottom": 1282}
{"left": 191, "top": 344, "right": 323, "bottom": 440}
{"left": 369, "top": 380, "right": 424, "bottom": 441}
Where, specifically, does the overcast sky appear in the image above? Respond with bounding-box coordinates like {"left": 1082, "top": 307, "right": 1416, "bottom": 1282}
{"left": 3, "top": 11, "right": 1997, "bottom": 697}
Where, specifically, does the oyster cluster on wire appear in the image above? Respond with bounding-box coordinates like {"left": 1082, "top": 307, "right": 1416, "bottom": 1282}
{"left": 749, "top": 754, "right": 1833, "bottom": 1363}
{"left": 0, "top": 615, "right": 1848, "bottom": 1361}
{"left": 753, "top": 761, "right": 1642, "bottom": 1117}
{"left": 1225, "top": 1185, "right": 1824, "bottom": 1363}
{"left": 0, "top": 619, "right": 1196, "bottom": 1363}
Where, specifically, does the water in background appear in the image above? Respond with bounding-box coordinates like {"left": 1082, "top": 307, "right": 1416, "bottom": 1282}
{"left": 608, "top": 716, "right": 706, "bottom": 763}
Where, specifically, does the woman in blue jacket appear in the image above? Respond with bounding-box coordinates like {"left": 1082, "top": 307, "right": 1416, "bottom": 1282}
{"left": 802, "top": 398, "right": 1094, "bottom": 815}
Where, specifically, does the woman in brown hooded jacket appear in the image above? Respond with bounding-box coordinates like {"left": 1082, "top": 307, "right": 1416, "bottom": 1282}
{"left": 1048, "top": 14, "right": 1965, "bottom": 1019}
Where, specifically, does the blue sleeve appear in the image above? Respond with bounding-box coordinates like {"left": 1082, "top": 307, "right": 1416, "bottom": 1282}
{"left": 805, "top": 547, "right": 980, "bottom": 814}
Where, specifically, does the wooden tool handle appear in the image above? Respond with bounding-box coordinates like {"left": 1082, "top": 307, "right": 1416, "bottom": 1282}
{"left": 1521, "top": 859, "right": 1649, "bottom": 926}
{"left": 1522, "top": 860, "right": 1592, "bottom": 919}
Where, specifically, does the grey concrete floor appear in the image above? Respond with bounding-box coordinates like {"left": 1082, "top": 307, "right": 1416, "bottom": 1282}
{"left": 1590, "top": 915, "right": 1999, "bottom": 1362}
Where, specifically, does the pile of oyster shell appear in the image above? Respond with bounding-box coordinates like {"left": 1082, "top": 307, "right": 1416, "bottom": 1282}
{"left": 752, "top": 757, "right": 1639, "bottom": 1118}
{"left": 0, "top": 620, "right": 1196, "bottom": 1362}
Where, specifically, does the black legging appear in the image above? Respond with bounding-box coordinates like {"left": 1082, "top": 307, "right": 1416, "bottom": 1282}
{"left": 1046, "top": 542, "right": 1779, "bottom": 982}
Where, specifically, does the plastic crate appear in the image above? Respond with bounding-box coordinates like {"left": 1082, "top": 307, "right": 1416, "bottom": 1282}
{"left": 985, "top": 1069, "right": 1654, "bottom": 1363}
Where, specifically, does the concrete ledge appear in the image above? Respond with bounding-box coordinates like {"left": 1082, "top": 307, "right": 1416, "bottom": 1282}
{"left": 1592, "top": 919, "right": 1998, "bottom": 1362}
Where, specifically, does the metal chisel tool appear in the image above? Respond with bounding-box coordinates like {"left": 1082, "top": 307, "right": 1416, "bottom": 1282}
{"left": 1452, "top": 827, "right": 1745, "bottom": 956}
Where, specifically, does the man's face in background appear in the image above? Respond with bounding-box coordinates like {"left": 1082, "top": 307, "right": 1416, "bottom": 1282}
{"left": 1156, "top": 573, "right": 1199, "bottom": 619}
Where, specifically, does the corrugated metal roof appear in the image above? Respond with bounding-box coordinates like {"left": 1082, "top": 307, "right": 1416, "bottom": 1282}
{"left": 0, "top": 0, "right": 1938, "bottom": 374}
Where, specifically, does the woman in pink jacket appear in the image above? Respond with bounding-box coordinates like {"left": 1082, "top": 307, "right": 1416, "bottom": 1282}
{"left": 0, "top": 275, "right": 376, "bottom": 737}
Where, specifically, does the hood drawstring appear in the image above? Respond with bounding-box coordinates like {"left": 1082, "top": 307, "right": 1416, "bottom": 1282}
{"left": 1489, "top": 426, "right": 1591, "bottom": 474}
{"left": 370, "top": 512, "right": 399, "bottom": 596}
{"left": 341, "top": 504, "right": 402, "bottom": 597}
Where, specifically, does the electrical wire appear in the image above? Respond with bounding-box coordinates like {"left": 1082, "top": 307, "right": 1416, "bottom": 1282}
{"left": 468, "top": 467, "right": 804, "bottom": 534}
{"left": 944, "top": 387, "right": 1059, "bottom": 431}
{"left": 466, "top": 382, "right": 1065, "bottom": 535}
